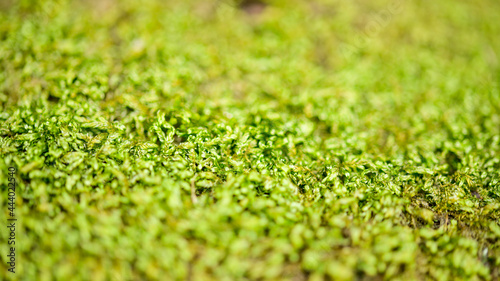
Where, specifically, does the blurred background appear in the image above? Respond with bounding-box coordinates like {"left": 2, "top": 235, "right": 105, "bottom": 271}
{"left": 1, "top": 0, "right": 499, "bottom": 153}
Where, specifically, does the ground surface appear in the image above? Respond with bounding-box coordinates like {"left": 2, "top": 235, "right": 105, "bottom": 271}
{"left": 1, "top": 0, "right": 500, "bottom": 280}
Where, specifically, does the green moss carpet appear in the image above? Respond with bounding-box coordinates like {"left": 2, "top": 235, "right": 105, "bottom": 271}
{"left": 1, "top": 0, "right": 500, "bottom": 280}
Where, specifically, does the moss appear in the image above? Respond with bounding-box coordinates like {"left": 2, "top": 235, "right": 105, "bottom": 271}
{"left": 1, "top": 0, "right": 499, "bottom": 280}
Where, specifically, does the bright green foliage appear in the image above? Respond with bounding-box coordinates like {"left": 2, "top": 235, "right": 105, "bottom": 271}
{"left": 1, "top": 0, "right": 500, "bottom": 280}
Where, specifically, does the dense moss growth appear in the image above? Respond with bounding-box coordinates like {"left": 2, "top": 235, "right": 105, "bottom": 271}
{"left": 1, "top": 0, "right": 500, "bottom": 280}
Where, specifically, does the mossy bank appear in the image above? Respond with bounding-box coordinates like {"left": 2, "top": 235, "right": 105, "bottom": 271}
{"left": 1, "top": 0, "right": 500, "bottom": 280}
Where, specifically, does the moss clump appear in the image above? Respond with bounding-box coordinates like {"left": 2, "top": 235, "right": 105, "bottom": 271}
{"left": 1, "top": 0, "right": 500, "bottom": 280}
